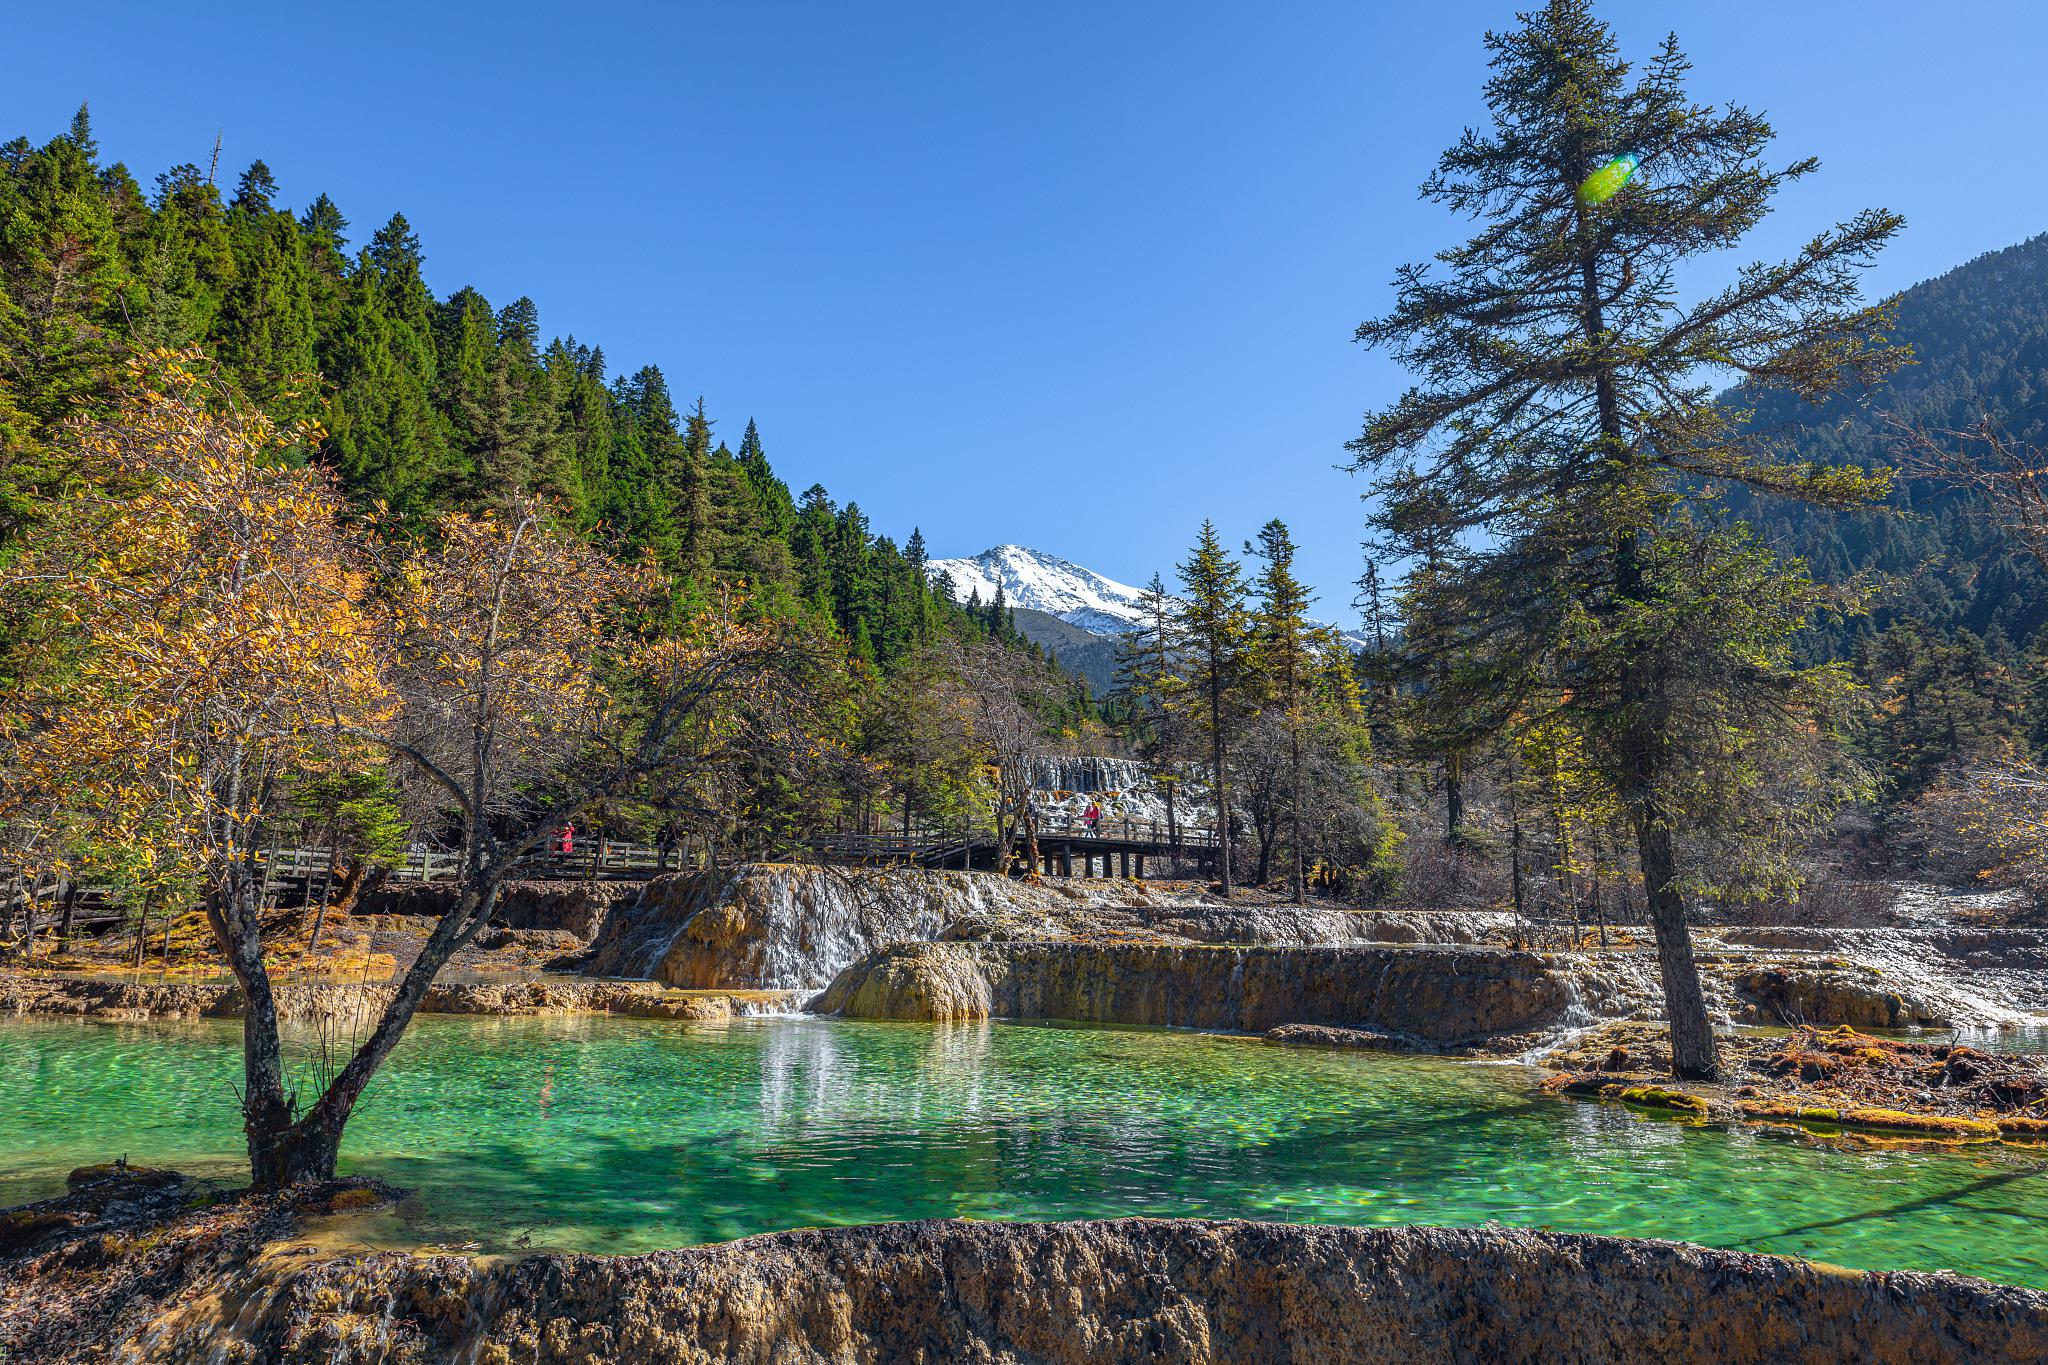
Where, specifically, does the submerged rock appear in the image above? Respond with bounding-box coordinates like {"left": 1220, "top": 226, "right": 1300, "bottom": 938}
{"left": 1263, "top": 1022, "right": 1412, "bottom": 1051}
{"left": 8, "top": 1191, "right": 2046, "bottom": 1364}
{"left": 815, "top": 941, "right": 1573, "bottom": 1043}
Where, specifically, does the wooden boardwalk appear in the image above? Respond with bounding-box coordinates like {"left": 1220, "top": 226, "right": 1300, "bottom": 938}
{"left": 22, "top": 820, "right": 1218, "bottom": 932}
{"left": 807, "top": 818, "right": 1218, "bottom": 878}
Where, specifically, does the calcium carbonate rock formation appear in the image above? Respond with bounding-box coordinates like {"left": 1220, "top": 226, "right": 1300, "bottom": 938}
{"left": 0, "top": 972, "right": 794, "bottom": 1022}
{"left": 357, "top": 879, "right": 638, "bottom": 942}
{"left": 584, "top": 864, "right": 1195, "bottom": 992}
{"left": 9, "top": 1184, "right": 2044, "bottom": 1364}
{"left": 814, "top": 941, "right": 1574, "bottom": 1042}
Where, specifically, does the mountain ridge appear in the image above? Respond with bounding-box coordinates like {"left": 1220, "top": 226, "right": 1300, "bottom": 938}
{"left": 926, "top": 545, "right": 1154, "bottom": 637}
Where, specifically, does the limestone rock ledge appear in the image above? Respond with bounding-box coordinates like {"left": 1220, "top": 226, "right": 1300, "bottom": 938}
{"left": 814, "top": 941, "right": 1574, "bottom": 1042}
{"left": 0, "top": 971, "right": 796, "bottom": 1023}
{"left": 8, "top": 1189, "right": 2044, "bottom": 1364}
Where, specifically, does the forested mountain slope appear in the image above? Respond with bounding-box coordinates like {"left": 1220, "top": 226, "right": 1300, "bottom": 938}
{"left": 1738, "top": 232, "right": 2048, "bottom": 656}
{"left": 0, "top": 107, "right": 1004, "bottom": 677}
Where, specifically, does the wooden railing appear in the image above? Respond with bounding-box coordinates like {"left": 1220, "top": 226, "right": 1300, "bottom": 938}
{"left": 257, "top": 838, "right": 683, "bottom": 887}
{"left": 252, "top": 818, "right": 1221, "bottom": 888}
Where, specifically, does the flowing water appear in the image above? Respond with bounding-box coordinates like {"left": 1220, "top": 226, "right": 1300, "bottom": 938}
{"left": 4, "top": 1015, "right": 2047, "bottom": 1286}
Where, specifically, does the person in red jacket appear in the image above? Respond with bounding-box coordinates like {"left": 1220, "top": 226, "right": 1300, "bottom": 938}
{"left": 557, "top": 823, "right": 575, "bottom": 857}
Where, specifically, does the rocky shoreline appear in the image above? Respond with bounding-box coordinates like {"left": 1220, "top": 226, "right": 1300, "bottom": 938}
{"left": 5, "top": 1167, "right": 2045, "bottom": 1364}
{"left": 1540, "top": 1021, "right": 2048, "bottom": 1144}
{"left": 0, "top": 971, "right": 798, "bottom": 1023}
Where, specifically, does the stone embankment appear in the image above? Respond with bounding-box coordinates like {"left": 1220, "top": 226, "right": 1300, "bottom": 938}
{"left": 0, "top": 972, "right": 796, "bottom": 1023}
{"left": 5, "top": 1173, "right": 2043, "bottom": 1364}
{"left": 814, "top": 941, "right": 1578, "bottom": 1044}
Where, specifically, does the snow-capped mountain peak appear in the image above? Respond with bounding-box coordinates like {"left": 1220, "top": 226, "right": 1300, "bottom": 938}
{"left": 926, "top": 545, "right": 1152, "bottom": 636}
{"left": 928, "top": 543, "right": 1372, "bottom": 650}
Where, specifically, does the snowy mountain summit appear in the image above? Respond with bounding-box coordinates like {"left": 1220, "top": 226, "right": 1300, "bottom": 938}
{"left": 926, "top": 545, "right": 1152, "bottom": 636}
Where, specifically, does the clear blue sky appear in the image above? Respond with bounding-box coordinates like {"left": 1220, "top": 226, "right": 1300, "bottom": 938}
{"left": 9, "top": 2, "right": 2047, "bottom": 625}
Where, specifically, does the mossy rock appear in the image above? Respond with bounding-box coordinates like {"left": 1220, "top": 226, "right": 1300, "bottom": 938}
{"left": 1739, "top": 1099, "right": 1999, "bottom": 1141}
{"left": 1544, "top": 1075, "right": 1712, "bottom": 1118}
{"left": 1615, "top": 1085, "right": 1712, "bottom": 1117}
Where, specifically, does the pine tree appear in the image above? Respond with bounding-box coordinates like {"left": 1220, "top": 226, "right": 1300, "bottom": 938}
{"left": 64, "top": 103, "right": 98, "bottom": 164}
{"left": 1176, "top": 521, "right": 1251, "bottom": 893}
{"left": 231, "top": 160, "right": 279, "bottom": 214}
{"left": 0, "top": 129, "right": 132, "bottom": 427}
{"left": 1249, "top": 520, "right": 1320, "bottom": 901}
{"left": 1350, "top": 0, "right": 1904, "bottom": 1077}
{"left": 217, "top": 176, "right": 316, "bottom": 414}
{"left": 734, "top": 418, "right": 796, "bottom": 538}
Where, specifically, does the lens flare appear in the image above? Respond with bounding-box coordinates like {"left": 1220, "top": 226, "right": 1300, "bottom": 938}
{"left": 1576, "top": 152, "right": 1641, "bottom": 207}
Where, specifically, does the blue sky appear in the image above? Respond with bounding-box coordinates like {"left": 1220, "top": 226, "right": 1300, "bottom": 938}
{"left": 8, "top": 2, "right": 2047, "bottom": 624}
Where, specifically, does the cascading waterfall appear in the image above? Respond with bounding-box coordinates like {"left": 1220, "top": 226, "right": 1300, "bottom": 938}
{"left": 1717, "top": 926, "right": 2048, "bottom": 1028}
{"left": 1025, "top": 755, "right": 1213, "bottom": 831}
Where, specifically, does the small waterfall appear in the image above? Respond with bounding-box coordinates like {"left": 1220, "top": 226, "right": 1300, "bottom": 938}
{"left": 1509, "top": 970, "right": 1604, "bottom": 1065}
{"left": 1025, "top": 754, "right": 1213, "bottom": 830}
{"left": 1714, "top": 926, "right": 2048, "bottom": 1028}
{"left": 1028, "top": 755, "right": 1156, "bottom": 796}
{"left": 589, "top": 866, "right": 979, "bottom": 995}
{"left": 744, "top": 869, "right": 953, "bottom": 994}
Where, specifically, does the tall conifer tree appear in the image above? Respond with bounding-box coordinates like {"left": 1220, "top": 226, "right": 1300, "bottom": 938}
{"left": 1350, "top": 0, "right": 1904, "bottom": 1076}
{"left": 1176, "top": 521, "right": 1251, "bottom": 894}
{"left": 1250, "top": 519, "right": 1318, "bottom": 901}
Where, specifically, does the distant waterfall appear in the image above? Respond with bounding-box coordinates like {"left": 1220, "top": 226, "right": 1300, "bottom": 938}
{"left": 1027, "top": 755, "right": 1156, "bottom": 796}
{"left": 1025, "top": 755, "right": 1211, "bottom": 830}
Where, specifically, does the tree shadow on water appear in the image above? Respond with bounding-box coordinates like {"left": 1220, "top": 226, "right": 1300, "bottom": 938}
{"left": 1731, "top": 1162, "right": 2048, "bottom": 1248}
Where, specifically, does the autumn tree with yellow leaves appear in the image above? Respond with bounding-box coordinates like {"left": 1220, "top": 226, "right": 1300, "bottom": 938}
{"left": 2, "top": 354, "right": 831, "bottom": 1187}
{"left": 1, "top": 351, "right": 388, "bottom": 1184}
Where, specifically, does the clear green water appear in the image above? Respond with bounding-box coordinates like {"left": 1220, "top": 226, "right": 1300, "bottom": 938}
{"left": 3, "top": 1015, "right": 2046, "bottom": 1285}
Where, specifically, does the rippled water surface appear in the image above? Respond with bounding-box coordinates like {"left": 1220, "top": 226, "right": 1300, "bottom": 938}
{"left": 3, "top": 1015, "right": 2046, "bottom": 1284}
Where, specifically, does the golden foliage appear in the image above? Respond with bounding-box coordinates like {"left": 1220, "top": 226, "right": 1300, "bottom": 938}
{"left": 1, "top": 351, "right": 388, "bottom": 882}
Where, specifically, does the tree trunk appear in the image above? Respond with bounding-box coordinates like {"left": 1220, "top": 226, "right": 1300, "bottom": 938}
{"left": 1443, "top": 750, "right": 1465, "bottom": 845}
{"left": 1509, "top": 791, "right": 1526, "bottom": 944}
{"left": 1288, "top": 722, "right": 1306, "bottom": 902}
{"left": 1634, "top": 813, "right": 1717, "bottom": 1079}
{"left": 58, "top": 881, "right": 78, "bottom": 954}
{"left": 204, "top": 869, "right": 302, "bottom": 1190}
{"left": 1580, "top": 222, "right": 1718, "bottom": 1081}
{"left": 250, "top": 880, "right": 502, "bottom": 1189}
{"left": 1210, "top": 681, "right": 1233, "bottom": 895}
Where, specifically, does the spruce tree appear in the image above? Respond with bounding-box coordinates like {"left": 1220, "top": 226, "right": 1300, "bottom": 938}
{"left": 64, "top": 103, "right": 98, "bottom": 164}
{"left": 0, "top": 130, "right": 131, "bottom": 428}
{"left": 1176, "top": 521, "right": 1251, "bottom": 893}
{"left": 216, "top": 197, "right": 316, "bottom": 416}
{"left": 1249, "top": 520, "right": 1319, "bottom": 901}
{"left": 1350, "top": 0, "right": 1904, "bottom": 1077}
